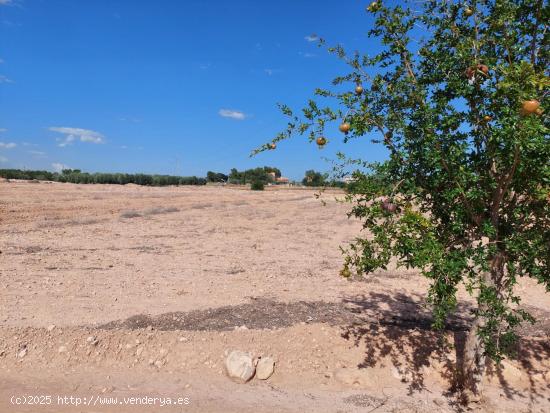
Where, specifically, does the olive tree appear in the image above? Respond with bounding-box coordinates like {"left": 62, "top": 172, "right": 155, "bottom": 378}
{"left": 303, "top": 169, "right": 328, "bottom": 186}
{"left": 256, "top": 0, "right": 549, "bottom": 400}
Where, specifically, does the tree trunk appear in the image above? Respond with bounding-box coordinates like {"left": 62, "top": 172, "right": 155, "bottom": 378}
{"left": 462, "top": 315, "right": 487, "bottom": 401}
{"left": 462, "top": 250, "right": 506, "bottom": 401}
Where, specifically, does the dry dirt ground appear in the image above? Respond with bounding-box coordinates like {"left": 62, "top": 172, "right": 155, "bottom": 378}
{"left": 0, "top": 180, "right": 549, "bottom": 413}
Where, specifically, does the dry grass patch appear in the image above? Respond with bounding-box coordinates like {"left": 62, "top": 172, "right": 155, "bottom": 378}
{"left": 36, "top": 217, "right": 104, "bottom": 228}
{"left": 143, "top": 206, "right": 179, "bottom": 215}
{"left": 120, "top": 210, "right": 142, "bottom": 219}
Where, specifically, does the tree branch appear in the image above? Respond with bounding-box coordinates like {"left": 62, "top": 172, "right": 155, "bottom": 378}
{"left": 436, "top": 148, "right": 482, "bottom": 226}
{"left": 531, "top": 0, "right": 543, "bottom": 65}
{"left": 491, "top": 145, "right": 521, "bottom": 226}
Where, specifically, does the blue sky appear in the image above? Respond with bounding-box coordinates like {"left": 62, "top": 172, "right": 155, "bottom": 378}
{"left": 0, "top": 0, "right": 389, "bottom": 180}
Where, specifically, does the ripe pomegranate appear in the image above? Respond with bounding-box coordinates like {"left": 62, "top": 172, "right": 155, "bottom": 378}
{"left": 339, "top": 123, "right": 351, "bottom": 134}
{"left": 355, "top": 85, "right": 364, "bottom": 95}
{"left": 522, "top": 100, "right": 540, "bottom": 114}
{"left": 367, "top": 1, "right": 380, "bottom": 12}
{"left": 477, "top": 64, "right": 489, "bottom": 75}
{"left": 316, "top": 136, "right": 327, "bottom": 147}
{"left": 381, "top": 199, "right": 397, "bottom": 213}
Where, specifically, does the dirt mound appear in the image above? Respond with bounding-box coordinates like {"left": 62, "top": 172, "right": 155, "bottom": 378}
{"left": 101, "top": 299, "right": 358, "bottom": 331}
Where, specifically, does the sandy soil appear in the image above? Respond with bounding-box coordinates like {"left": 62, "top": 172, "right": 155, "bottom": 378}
{"left": 0, "top": 180, "right": 549, "bottom": 412}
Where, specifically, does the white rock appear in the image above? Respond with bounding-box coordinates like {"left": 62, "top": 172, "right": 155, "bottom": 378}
{"left": 256, "top": 357, "right": 275, "bottom": 380}
{"left": 17, "top": 348, "right": 27, "bottom": 358}
{"left": 58, "top": 345, "right": 67, "bottom": 353}
{"left": 46, "top": 325, "right": 56, "bottom": 332}
{"left": 86, "top": 336, "right": 98, "bottom": 345}
{"left": 225, "top": 351, "right": 255, "bottom": 383}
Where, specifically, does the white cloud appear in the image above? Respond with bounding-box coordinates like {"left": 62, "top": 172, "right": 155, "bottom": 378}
{"left": 0, "top": 75, "right": 13, "bottom": 83}
{"left": 304, "top": 34, "right": 318, "bottom": 42}
{"left": 218, "top": 109, "right": 247, "bottom": 120}
{"left": 51, "top": 162, "right": 70, "bottom": 172}
{"left": 118, "top": 116, "right": 141, "bottom": 123}
{"left": 29, "top": 150, "right": 47, "bottom": 158}
{"left": 0, "top": 141, "right": 16, "bottom": 148}
{"left": 0, "top": 0, "right": 13, "bottom": 5}
{"left": 264, "top": 68, "right": 282, "bottom": 76}
{"left": 0, "top": 128, "right": 6, "bottom": 133}
{"left": 49, "top": 126, "right": 105, "bottom": 147}
{"left": 0, "top": 156, "right": 8, "bottom": 163}
{"left": 0, "top": 59, "right": 4, "bottom": 64}
{"left": 2, "top": 20, "right": 20, "bottom": 27}
{"left": 299, "top": 52, "right": 316, "bottom": 58}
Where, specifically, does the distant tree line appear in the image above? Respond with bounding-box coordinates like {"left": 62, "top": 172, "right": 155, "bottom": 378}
{"left": 1, "top": 167, "right": 347, "bottom": 189}
{"left": 0, "top": 169, "right": 206, "bottom": 186}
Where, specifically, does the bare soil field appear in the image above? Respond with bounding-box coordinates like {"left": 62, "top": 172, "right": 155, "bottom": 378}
{"left": 1, "top": 181, "right": 549, "bottom": 412}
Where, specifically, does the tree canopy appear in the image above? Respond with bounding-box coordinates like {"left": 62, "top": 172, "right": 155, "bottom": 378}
{"left": 302, "top": 170, "right": 327, "bottom": 187}
{"left": 206, "top": 171, "right": 229, "bottom": 183}
{"left": 260, "top": 0, "right": 549, "bottom": 400}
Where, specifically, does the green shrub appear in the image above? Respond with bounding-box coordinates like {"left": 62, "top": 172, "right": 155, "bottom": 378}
{"left": 250, "top": 181, "right": 264, "bottom": 191}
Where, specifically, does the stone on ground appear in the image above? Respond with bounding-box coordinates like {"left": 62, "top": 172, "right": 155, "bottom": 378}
{"left": 225, "top": 350, "right": 255, "bottom": 383}
{"left": 256, "top": 356, "right": 275, "bottom": 380}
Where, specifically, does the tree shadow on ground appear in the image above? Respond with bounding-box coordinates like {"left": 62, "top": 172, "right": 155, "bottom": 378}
{"left": 341, "top": 292, "right": 550, "bottom": 405}
{"left": 341, "top": 292, "right": 469, "bottom": 396}
{"left": 340, "top": 291, "right": 550, "bottom": 408}
{"left": 486, "top": 304, "right": 550, "bottom": 405}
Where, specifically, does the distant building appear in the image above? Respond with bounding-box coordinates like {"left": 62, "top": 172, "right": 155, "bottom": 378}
{"left": 342, "top": 176, "right": 356, "bottom": 184}
{"left": 275, "top": 176, "right": 289, "bottom": 185}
